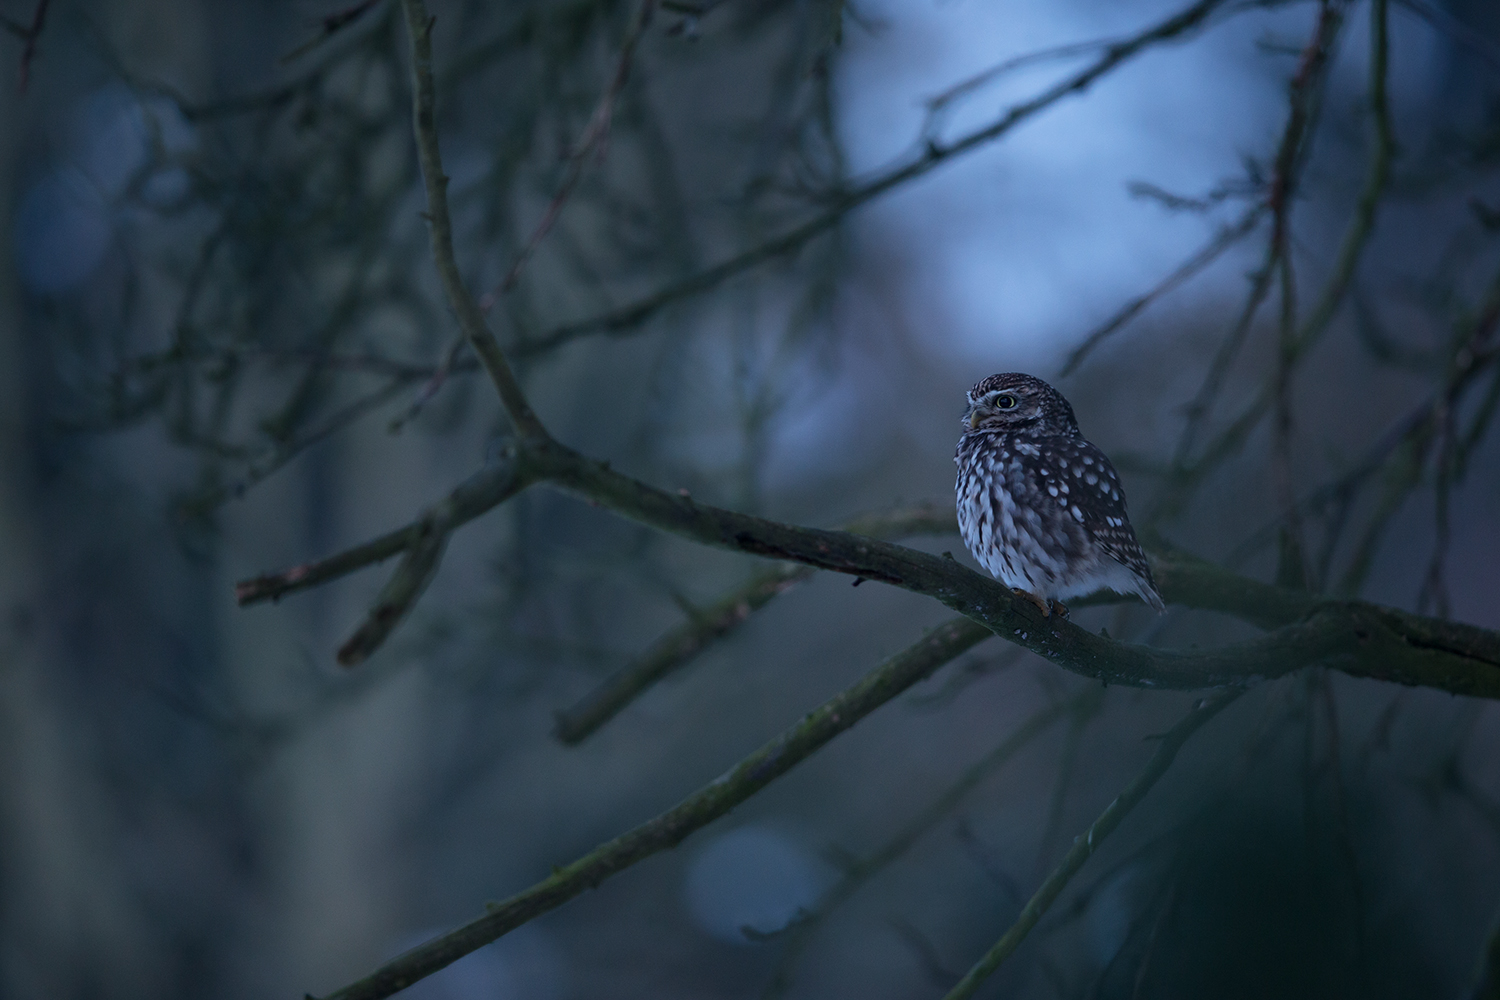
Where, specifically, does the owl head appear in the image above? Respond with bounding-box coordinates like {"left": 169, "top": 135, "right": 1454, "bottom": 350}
{"left": 963, "top": 372, "right": 1080, "bottom": 436}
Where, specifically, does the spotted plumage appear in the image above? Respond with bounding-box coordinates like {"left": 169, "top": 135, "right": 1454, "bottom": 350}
{"left": 954, "top": 373, "right": 1164, "bottom": 616}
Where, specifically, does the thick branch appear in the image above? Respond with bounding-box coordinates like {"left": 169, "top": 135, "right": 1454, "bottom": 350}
{"left": 238, "top": 449, "right": 1500, "bottom": 695}
{"left": 523, "top": 441, "right": 1500, "bottom": 696}
{"left": 940, "top": 688, "right": 1242, "bottom": 1000}
{"left": 314, "top": 617, "right": 992, "bottom": 1000}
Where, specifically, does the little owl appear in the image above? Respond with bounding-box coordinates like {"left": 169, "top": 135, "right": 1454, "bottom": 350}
{"left": 955, "top": 373, "right": 1164, "bottom": 617}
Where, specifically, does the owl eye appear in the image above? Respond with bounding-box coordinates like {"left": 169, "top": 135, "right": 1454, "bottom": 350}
{"left": 994, "top": 394, "right": 1018, "bottom": 410}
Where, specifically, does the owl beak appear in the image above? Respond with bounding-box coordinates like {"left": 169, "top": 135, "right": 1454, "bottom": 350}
{"left": 965, "top": 406, "right": 983, "bottom": 430}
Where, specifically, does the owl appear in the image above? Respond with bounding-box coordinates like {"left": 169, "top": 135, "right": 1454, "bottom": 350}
{"left": 955, "top": 373, "right": 1164, "bottom": 617}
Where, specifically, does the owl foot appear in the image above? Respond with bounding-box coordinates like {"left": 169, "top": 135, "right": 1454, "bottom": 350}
{"left": 1012, "top": 588, "right": 1051, "bottom": 617}
{"left": 1048, "top": 599, "right": 1070, "bottom": 619}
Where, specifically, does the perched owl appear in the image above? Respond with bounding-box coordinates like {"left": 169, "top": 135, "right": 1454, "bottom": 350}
{"left": 955, "top": 373, "right": 1164, "bottom": 617}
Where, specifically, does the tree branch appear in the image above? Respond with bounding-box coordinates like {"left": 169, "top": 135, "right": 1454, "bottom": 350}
{"left": 939, "top": 688, "right": 1242, "bottom": 1000}
{"left": 761, "top": 687, "right": 1099, "bottom": 998}
{"left": 553, "top": 501, "right": 958, "bottom": 744}
{"left": 234, "top": 456, "right": 530, "bottom": 606}
{"left": 1061, "top": 201, "right": 1265, "bottom": 376}
{"left": 237, "top": 452, "right": 1500, "bottom": 694}
{"left": 399, "top": 0, "right": 549, "bottom": 444}
{"left": 313, "top": 616, "right": 992, "bottom": 1000}
{"left": 515, "top": 0, "right": 1233, "bottom": 358}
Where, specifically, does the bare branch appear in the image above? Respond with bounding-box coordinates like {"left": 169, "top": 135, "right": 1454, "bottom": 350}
{"left": 336, "top": 525, "right": 448, "bottom": 667}
{"left": 1062, "top": 202, "right": 1265, "bottom": 376}
{"left": 313, "top": 617, "right": 992, "bottom": 1000}
{"left": 280, "top": 0, "right": 383, "bottom": 64}
{"left": 11, "top": 0, "right": 48, "bottom": 94}
{"left": 399, "top": 0, "right": 549, "bottom": 443}
{"left": 553, "top": 500, "right": 959, "bottom": 744}
{"left": 234, "top": 457, "right": 529, "bottom": 606}
{"left": 939, "top": 689, "right": 1242, "bottom": 1000}
{"left": 761, "top": 687, "right": 1100, "bottom": 999}
{"left": 516, "top": 0, "right": 1235, "bottom": 358}
{"left": 478, "top": 0, "right": 658, "bottom": 309}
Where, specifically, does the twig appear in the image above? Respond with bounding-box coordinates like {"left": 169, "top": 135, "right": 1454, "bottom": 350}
{"left": 1273, "top": 245, "right": 1308, "bottom": 587}
{"left": 280, "top": 0, "right": 383, "bottom": 64}
{"left": 922, "top": 36, "right": 1114, "bottom": 123}
{"left": 553, "top": 562, "right": 811, "bottom": 742}
{"left": 1061, "top": 203, "right": 1265, "bottom": 376}
{"left": 399, "top": 0, "right": 549, "bottom": 443}
{"left": 396, "top": 0, "right": 656, "bottom": 428}
{"left": 1171, "top": 0, "right": 1346, "bottom": 470}
{"left": 938, "top": 689, "right": 1243, "bottom": 1000}
{"left": 888, "top": 919, "right": 962, "bottom": 988}
{"left": 477, "top": 0, "right": 658, "bottom": 309}
{"left": 336, "top": 523, "right": 448, "bottom": 666}
{"left": 761, "top": 688, "right": 1098, "bottom": 998}
{"left": 1162, "top": 0, "right": 1393, "bottom": 518}
{"left": 1170, "top": 240, "right": 1278, "bottom": 469}
{"left": 1036, "top": 695, "right": 1099, "bottom": 872}
{"left": 515, "top": 0, "right": 1236, "bottom": 358}
{"left": 8, "top": 0, "right": 48, "bottom": 94}
{"left": 1416, "top": 399, "right": 1454, "bottom": 616}
{"left": 387, "top": 335, "right": 467, "bottom": 433}
{"left": 553, "top": 500, "right": 959, "bottom": 744}
{"left": 1291, "top": 0, "right": 1393, "bottom": 354}
{"left": 234, "top": 457, "right": 530, "bottom": 605}
{"left": 184, "top": 376, "right": 416, "bottom": 515}
{"left": 312, "top": 617, "right": 992, "bottom": 1000}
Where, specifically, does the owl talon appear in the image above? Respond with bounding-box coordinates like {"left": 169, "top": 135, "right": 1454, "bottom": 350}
{"left": 1049, "top": 599, "right": 1070, "bottom": 619}
{"left": 1012, "top": 588, "right": 1050, "bottom": 617}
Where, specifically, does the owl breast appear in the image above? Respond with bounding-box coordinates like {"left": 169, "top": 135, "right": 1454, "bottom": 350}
{"left": 954, "top": 427, "right": 1165, "bottom": 611}
{"left": 954, "top": 430, "right": 1088, "bottom": 596}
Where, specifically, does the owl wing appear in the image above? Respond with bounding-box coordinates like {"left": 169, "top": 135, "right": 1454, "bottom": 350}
{"left": 1039, "top": 436, "right": 1159, "bottom": 596}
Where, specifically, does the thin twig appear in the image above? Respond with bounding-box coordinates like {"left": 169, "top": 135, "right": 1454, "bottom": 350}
{"left": 234, "top": 457, "right": 530, "bottom": 605}
{"left": 515, "top": 0, "right": 1236, "bottom": 358}
{"left": 1062, "top": 203, "right": 1265, "bottom": 376}
{"left": 478, "top": 0, "right": 658, "bottom": 309}
{"left": 280, "top": 0, "right": 383, "bottom": 64}
{"left": 553, "top": 501, "right": 959, "bottom": 743}
{"left": 399, "top": 0, "right": 549, "bottom": 443}
{"left": 1273, "top": 245, "right": 1308, "bottom": 587}
{"left": 939, "top": 689, "right": 1243, "bottom": 1000}
{"left": 1172, "top": 0, "right": 1346, "bottom": 470}
{"left": 1162, "top": 0, "right": 1394, "bottom": 519}
{"left": 11, "top": 0, "right": 48, "bottom": 94}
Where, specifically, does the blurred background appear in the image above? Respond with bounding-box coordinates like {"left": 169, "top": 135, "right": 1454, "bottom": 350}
{"left": 2, "top": 0, "right": 1499, "bottom": 997}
